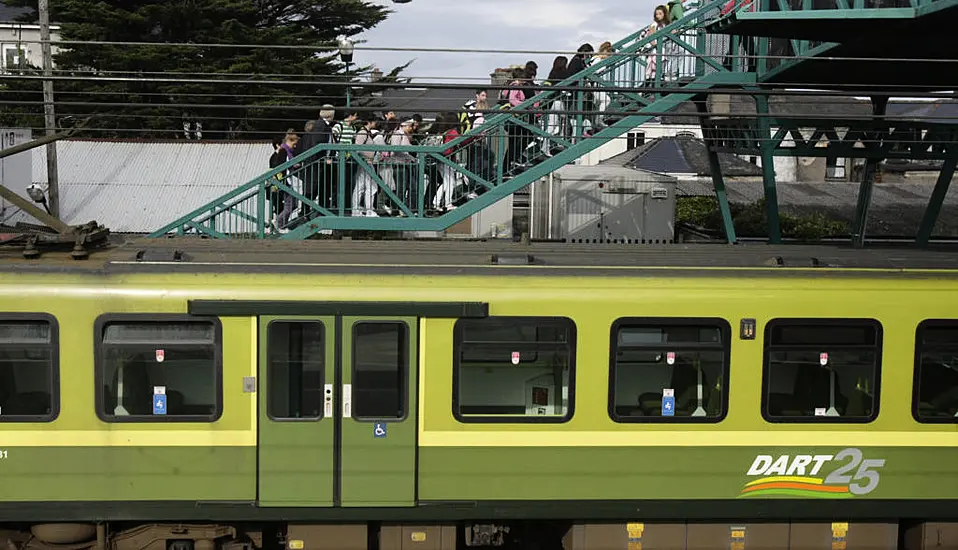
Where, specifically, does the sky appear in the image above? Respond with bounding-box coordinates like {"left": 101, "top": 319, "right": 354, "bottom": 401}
{"left": 356, "top": 0, "right": 651, "bottom": 84}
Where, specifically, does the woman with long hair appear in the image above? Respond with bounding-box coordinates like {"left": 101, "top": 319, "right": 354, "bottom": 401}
{"left": 541, "top": 56, "right": 569, "bottom": 155}
{"left": 565, "top": 43, "right": 595, "bottom": 138}
{"left": 643, "top": 6, "right": 672, "bottom": 90}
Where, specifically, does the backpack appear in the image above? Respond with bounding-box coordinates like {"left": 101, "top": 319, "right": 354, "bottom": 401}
{"left": 422, "top": 133, "right": 444, "bottom": 147}
{"left": 497, "top": 87, "right": 511, "bottom": 108}
{"left": 458, "top": 100, "right": 477, "bottom": 135}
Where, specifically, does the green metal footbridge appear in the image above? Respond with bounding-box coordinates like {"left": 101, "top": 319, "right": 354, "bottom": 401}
{"left": 150, "top": 0, "right": 958, "bottom": 245}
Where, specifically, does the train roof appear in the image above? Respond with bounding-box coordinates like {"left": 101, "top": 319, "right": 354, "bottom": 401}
{"left": 1, "top": 236, "right": 958, "bottom": 277}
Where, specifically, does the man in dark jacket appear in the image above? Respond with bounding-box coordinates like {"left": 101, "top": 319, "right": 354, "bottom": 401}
{"left": 296, "top": 105, "right": 335, "bottom": 218}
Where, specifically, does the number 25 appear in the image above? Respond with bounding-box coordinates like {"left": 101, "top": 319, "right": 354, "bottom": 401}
{"left": 824, "top": 448, "right": 885, "bottom": 495}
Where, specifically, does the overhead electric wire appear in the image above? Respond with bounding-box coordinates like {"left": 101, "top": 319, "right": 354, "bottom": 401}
{"left": 2, "top": 72, "right": 957, "bottom": 98}
{"left": 10, "top": 36, "right": 958, "bottom": 67}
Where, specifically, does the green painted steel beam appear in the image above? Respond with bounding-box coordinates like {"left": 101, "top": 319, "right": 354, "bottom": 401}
{"left": 708, "top": 118, "right": 958, "bottom": 161}
{"left": 916, "top": 153, "right": 958, "bottom": 246}
{"left": 754, "top": 92, "right": 782, "bottom": 244}
{"left": 851, "top": 96, "right": 886, "bottom": 249}
{"left": 695, "top": 98, "right": 737, "bottom": 245}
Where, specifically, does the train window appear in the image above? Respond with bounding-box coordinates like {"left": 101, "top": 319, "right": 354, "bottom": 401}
{"left": 453, "top": 317, "right": 575, "bottom": 423}
{"left": 609, "top": 319, "right": 730, "bottom": 422}
{"left": 0, "top": 316, "right": 58, "bottom": 422}
{"left": 913, "top": 320, "right": 958, "bottom": 423}
{"left": 267, "top": 321, "right": 325, "bottom": 420}
{"left": 351, "top": 322, "right": 407, "bottom": 420}
{"left": 762, "top": 319, "right": 881, "bottom": 423}
{"left": 95, "top": 317, "right": 222, "bottom": 422}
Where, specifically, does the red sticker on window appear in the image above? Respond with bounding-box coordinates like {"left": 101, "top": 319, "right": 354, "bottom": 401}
{"left": 156, "top": 349, "right": 165, "bottom": 363}
{"left": 511, "top": 351, "right": 520, "bottom": 365}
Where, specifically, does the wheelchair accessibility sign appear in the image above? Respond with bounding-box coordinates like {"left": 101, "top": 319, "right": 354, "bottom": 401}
{"left": 373, "top": 422, "right": 387, "bottom": 438}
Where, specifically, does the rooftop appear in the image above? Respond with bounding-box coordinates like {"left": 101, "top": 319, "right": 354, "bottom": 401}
{"left": 0, "top": 1, "right": 30, "bottom": 22}
{"left": 601, "top": 136, "right": 763, "bottom": 177}
{"left": 660, "top": 97, "right": 958, "bottom": 124}
{"left": 29, "top": 139, "right": 273, "bottom": 233}
{"left": 2, "top": 237, "right": 958, "bottom": 273}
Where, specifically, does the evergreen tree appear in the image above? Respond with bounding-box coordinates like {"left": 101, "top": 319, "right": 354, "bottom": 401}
{"left": 0, "top": 0, "right": 408, "bottom": 139}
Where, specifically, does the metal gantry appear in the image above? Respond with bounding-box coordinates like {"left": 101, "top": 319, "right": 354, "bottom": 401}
{"left": 150, "top": 0, "right": 958, "bottom": 246}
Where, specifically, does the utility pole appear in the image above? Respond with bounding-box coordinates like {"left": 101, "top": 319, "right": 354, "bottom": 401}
{"left": 39, "top": 0, "right": 59, "bottom": 217}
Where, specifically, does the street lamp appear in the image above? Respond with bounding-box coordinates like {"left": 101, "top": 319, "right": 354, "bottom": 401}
{"left": 338, "top": 35, "right": 355, "bottom": 108}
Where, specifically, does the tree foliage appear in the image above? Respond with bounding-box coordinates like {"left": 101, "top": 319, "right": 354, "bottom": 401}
{"left": 0, "top": 0, "right": 408, "bottom": 139}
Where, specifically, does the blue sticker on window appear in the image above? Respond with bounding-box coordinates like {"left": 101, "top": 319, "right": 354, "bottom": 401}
{"left": 153, "top": 394, "right": 167, "bottom": 415}
{"left": 662, "top": 388, "right": 675, "bottom": 417}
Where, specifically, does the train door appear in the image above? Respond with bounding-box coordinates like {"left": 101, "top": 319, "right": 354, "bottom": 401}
{"left": 257, "top": 315, "right": 418, "bottom": 508}
{"left": 339, "top": 316, "right": 418, "bottom": 507}
{"left": 257, "top": 316, "right": 336, "bottom": 507}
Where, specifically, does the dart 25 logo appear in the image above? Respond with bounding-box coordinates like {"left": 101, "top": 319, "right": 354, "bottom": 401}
{"left": 739, "top": 448, "right": 886, "bottom": 498}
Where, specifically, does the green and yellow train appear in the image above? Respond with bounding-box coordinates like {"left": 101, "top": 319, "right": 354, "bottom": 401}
{"left": 2, "top": 238, "right": 958, "bottom": 550}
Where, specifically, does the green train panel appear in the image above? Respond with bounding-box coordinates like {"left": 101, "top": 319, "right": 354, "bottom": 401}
{"left": 257, "top": 315, "right": 418, "bottom": 508}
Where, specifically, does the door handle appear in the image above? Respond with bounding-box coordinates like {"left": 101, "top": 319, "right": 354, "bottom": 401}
{"left": 324, "top": 383, "right": 333, "bottom": 418}
{"left": 342, "top": 383, "right": 352, "bottom": 418}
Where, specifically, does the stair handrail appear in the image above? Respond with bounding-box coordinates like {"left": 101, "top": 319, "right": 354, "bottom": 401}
{"left": 482, "top": 0, "right": 729, "bottom": 123}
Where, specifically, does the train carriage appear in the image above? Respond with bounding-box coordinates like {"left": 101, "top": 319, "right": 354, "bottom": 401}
{"left": 1, "top": 238, "right": 958, "bottom": 550}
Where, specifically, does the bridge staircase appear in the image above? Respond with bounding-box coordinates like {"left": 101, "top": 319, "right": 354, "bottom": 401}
{"left": 150, "top": 0, "right": 958, "bottom": 246}
{"left": 149, "top": 0, "right": 752, "bottom": 240}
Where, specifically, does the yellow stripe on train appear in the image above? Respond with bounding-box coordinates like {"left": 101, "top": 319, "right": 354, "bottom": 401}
{"left": 416, "top": 430, "right": 958, "bottom": 447}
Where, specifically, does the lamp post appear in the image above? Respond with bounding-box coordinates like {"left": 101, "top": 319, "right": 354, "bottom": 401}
{"left": 338, "top": 36, "right": 355, "bottom": 108}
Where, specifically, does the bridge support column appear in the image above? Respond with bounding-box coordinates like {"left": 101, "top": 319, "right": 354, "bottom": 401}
{"left": 851, "top": 95, "right": 888, "bottom": 248}
{"left": 754, "top": 93, "right": 781, "bottom": 243}
{"left": 696, "top": 97, "right": 737, "bottom": 244}
{"left": 916, "top": 150, "right": 958, "bottom": 246}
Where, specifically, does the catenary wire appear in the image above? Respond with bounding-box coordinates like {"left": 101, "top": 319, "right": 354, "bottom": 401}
{"left": 11, "top": 36, "right": 958, "bottom": 66}
{"left": 2, "top": 73, "right": 957, "bottom": 97}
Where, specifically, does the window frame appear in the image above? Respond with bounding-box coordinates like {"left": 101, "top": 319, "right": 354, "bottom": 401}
{"left": 94, "top": 313, "right": 223, "bottom": 424}
{"left": 912, "top": 319, "right": 958, "bottom": 424}
{"left": 452, "top": 315, "right": 577, "bottom": 424}
{"left": 607, "top": 317, "right": 731, "bottom": 424}
{"left": 350, "top": 320, "right": 410, "bottom": 423}
{"left": 265, "top": 319, "right": 327, "bottom": 422}
{"left": 761, "top": 317, "right": 883, "bottom": 424}
{"left": 0, "top": 312, "right": 60, "bottom": 423}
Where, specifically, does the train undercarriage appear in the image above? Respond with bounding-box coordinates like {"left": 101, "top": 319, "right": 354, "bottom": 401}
{"left": 2, "top": 520, "right": 957, "bottom": 550}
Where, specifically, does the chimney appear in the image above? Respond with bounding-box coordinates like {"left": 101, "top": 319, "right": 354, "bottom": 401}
{"left": 490, "top": 67, "right": 513, "bottom": 89}
{"left": 369, "top": 67, "right": 384, "bottom": 97}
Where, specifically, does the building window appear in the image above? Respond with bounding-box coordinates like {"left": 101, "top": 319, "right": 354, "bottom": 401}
{"left": 453, "top": 317, "right": 575, "bottom": 423}
{"left": 0, "top": 316, "right": 58, "bottom": 422}
{"left": 826, "top": 157, "right": 847, "bottom": 180}
{"left": 627, "top": 132, "right": 646, "bottom": 150}
{"left": 96, "top": 317, "right": 222, "bottom": 422}
{"left": 762, "top": 319, "right": 881, "bottom": 423}
{"left": 609, "top": 319, "right": 730, "bottom": 422}
{"left": 352, "top": 322, "right": 407, "bottom": 420}
{"left": 1, "top": 45, "right": 26, "bottom": 73}
{"left": 267, "top": 321, "right": 325, "bottom": 420}
{"left": 913, "top": 320, "right": 958, "bottom": 423}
